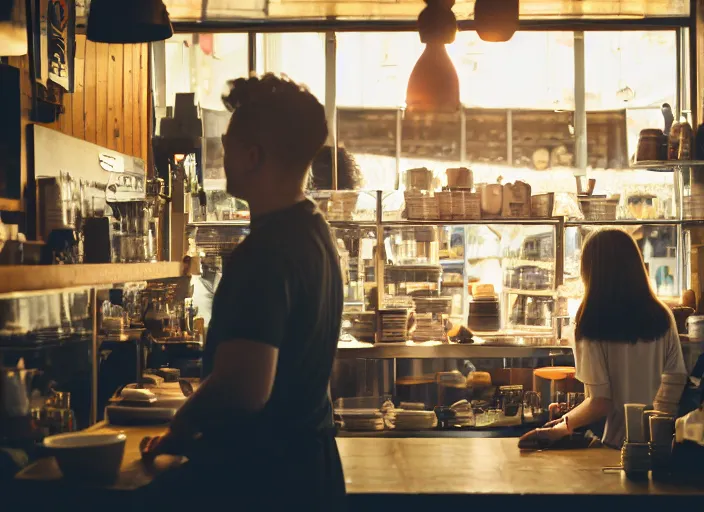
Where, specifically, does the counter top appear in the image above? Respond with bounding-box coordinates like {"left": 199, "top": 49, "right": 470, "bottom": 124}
{"left": 13, "top": 424, "right": 704, "bottom": 496}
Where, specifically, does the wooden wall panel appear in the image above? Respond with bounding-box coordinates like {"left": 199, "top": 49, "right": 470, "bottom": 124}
{"left": 132, "top": 45, "right": 142, "bottom": 160}
{"left": 95, "top": 42, "right": 109, "bottom": 148}
{"left": 71, "top": 37, "right": 86, "bottom": 140}
{"left": 8, "top": 35, "right": 150, "bottom": 209}
{"left": 83, "top": 41, "right": 97, "bottom": 144}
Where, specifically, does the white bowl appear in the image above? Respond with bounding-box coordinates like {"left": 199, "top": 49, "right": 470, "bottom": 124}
{"left": 44, "top": 432, "right": 127, "bottom": 483}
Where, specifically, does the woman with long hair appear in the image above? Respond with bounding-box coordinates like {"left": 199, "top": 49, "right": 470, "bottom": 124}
{"left": 521, "top": 228, "right": 686, "bottom": 449}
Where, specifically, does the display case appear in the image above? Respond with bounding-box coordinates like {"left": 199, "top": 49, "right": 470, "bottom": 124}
{"left": 327, "top": 162, "right": 704, "bottom": 437}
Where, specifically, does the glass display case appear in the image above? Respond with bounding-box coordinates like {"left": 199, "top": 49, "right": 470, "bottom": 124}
{"left": 326, "top": 163, "right": 704, "bottom": 437}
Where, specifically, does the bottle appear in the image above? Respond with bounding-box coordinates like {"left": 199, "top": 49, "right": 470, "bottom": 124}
{"left": 678, "top": 122, "right": 693, "bottom": 160}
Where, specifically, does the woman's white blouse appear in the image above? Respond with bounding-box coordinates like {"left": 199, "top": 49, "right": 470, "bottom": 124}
{"left": 571, "top": 320, "right": 686, "bottom": 447}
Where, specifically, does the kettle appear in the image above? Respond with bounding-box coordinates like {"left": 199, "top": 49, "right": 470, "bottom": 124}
{"left": 0, "top": 360, "right": 41, "bottom": 441}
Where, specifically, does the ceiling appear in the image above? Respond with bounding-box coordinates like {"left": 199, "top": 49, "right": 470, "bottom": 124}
{"left": 161, "top": 0, "right": 690, "bottom": 22}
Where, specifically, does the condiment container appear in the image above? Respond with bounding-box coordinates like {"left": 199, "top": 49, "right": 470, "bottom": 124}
{"left": 636, "top": 128, "right": 667, "bottom": 162}
{"left": 624, "top": 403, "right": 647, "bottom": 443}
{"left": 406, "top": 168, "right": 433, "bottom": 191}
{"left": 668, "top": 122, "right": 681, "bottom": 160}
{"left": 479, "top": 183, "right": 503, "bottom": 216}
{"left": 686, "top": 315, "right": 704, "bottom": 340}
{"left": 653, "top": 373, "right": 688, "bottom": 415}
{"left": 678, "top": 122, "right": 693, "bottom": 160}
{"left": 446, "top": 167, "right": 473, "bottom": 189}
{"left": 501, "top": 181, "right": 531, "bottom": 218}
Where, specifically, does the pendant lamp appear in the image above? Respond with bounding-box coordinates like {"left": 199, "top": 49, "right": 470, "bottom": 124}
{"left": 0, "top": 0, "right": 27, "bottom": 56}
{"left": 87, "top": 0, "right": 173, "bottom": 44}
{"left": 475, "top": 0, "right": 519, "bottom": 43}
{"left": 405, "top": 0, "right": 460, "bottom": 113}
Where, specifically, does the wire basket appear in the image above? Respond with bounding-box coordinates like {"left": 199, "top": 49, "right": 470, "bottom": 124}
{"left": 405, "top": 191, "right": 439, "bottom": 220}
{"left": 578, "top": 197, "right": 619, "bottom": 221}
{"left": 451, "top": 190, "right": 481, "bottom": 220}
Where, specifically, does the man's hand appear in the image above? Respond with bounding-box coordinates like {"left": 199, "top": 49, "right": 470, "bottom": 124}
{"left": 140, "top": 430, "right": 192, "bottom": 463}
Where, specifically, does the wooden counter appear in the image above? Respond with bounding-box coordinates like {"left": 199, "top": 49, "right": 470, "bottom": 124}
{"left": 11, "top": 424, "right": 704, "bottom": 509}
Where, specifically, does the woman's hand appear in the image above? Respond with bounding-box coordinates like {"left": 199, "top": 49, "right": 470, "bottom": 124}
{"left": 518, "top": 422, "right": 570, "bottom": 450}
{"left": 542, "top": 417, "right": 565, "bottom": 429}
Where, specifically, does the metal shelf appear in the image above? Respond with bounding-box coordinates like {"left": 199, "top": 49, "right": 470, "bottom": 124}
{"left": 565, "top": 219, "right": 682, "bottom": 227}
{"left": 188, "top": 220, "right": 250, "bottom": 227}
{"left": 0, "top": 262, "right": 186, "bottom": 298}
{"left": 502, "top": 288, "right": 556, "bottom": 297}
{"left": 630, "top": 160, "right": 704, "bottom": 171}
{"left": 329, "top": 220, "right": 377, "bottom": 229}
{"left": 336, "top": 341, "right": 571, "bottom": 359}
{"left": 382, "top": 218, "right": 561, "bottom": 227}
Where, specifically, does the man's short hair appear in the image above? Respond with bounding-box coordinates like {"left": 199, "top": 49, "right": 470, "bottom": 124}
{"left": 222, "top": 74, "right": 328, "bottom": 175}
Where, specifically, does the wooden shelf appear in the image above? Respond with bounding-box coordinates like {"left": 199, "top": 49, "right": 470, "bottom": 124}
{"left": 336, "top": 340, "right": 570, "bottom": 359}
{"left": 0, "top": 198, "right": 22, "bottom": 212}
{"left": 0, "top": 262, "right": 186, "bottom": 297}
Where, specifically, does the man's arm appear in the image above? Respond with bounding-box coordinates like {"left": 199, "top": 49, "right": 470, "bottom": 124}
{"left": 169, "top": 340, "right": 279, "bottom": 437}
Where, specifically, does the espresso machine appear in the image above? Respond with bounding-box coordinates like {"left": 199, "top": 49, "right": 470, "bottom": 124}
{"left": 98, "top": 277, "right": 203, "bottom": 426}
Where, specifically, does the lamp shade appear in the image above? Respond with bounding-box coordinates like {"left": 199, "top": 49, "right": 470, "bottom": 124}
{"left": 475, "top": 0, "right": 519, "bottom": 43}
{"left": 87, "top": 0, "right": 173, "bottom": 43}
{"left": 406, "top": 44, "right": 460, "bottom": 112}
{"left": 405, "top": 0, "right": 460, "bottom": 112}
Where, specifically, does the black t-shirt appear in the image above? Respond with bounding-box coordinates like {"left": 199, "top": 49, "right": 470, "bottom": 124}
{"left": 202, "top": 199, "right": 343, "bottom": 433}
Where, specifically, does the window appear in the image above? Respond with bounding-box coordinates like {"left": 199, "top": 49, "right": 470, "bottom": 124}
{"left": 161, "top": 33, "right": 249, "bottom": 112}
{"left": 584, "top": 31, "right": 678, "bottom": 159}
{"left": 337, "top": 31, "right": 575, "bottom": 110}
{"left": 256, "top": 33, "right": 326, "bottom": 101}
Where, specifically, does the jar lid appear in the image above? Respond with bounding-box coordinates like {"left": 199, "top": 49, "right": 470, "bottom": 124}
{"left": 639, "top": 128, "right": 664, "bottom": 137}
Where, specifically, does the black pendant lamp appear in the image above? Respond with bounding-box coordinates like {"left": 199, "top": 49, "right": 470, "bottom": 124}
{"left": 405, "top": 0, "right": 460, "bottom": 113}
{"left": 475, "top": 0, "right": 519, "bottom": 43}
{"left": 87, "top": 0, "right": 173, "bottom": 44}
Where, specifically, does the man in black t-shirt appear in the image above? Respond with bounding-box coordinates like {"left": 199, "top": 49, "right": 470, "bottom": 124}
{"left": 142, "top": 75, "right": 345, "bottom": 510}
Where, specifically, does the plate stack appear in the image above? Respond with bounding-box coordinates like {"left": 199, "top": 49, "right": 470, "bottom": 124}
{"left": 412, "top": 313, "right": 446, "bottom": 342}
{"left": 448, "top": 399, "right": 475, "bottom": 428}
{"left": 378, "top": 308, "right": 410, "bottom": 343}
{"left": 467, "top": 297, "right": 500, "bottom": 331}
{"left": 337, "top": 410, "right": 385, "bottom": 431}
{"left": 393, "top": 410, "right": 438, "bottom": 430}
{"left": 413, "top": 296, "right": 452, "bottom": 315}
{"left": 684, "top": 196, "right": 704, "bottom": 220}
{"left": 342, "top": 311, "right": 376, "bottom": 343}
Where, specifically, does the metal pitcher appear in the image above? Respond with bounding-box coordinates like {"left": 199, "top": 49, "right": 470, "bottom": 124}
{"left": 0, "top": 361, "right": 39, "bottom": 418}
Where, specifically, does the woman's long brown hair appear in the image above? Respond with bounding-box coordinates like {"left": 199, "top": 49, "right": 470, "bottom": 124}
{"left": 575, "top": 229, "right": 672, "bottom": 343}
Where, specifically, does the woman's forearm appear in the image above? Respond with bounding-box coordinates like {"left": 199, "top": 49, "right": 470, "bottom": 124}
{"left": 563, "top": 396, "right": 612, "bottom": 431}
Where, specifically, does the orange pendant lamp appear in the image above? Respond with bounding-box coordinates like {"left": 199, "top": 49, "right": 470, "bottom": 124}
{"left": 475, "top": 0, "right": 519, "bottom": 43}
{"left": 405, "top": 0, "right": 460, "bottom": 113}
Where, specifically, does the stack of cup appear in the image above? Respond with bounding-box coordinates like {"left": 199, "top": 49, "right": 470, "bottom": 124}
{"left": 622, "top": 403, "right": 650, "bottom": 479}
{"left": 649, "top": 414, "right": 676, "bottom": 478}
